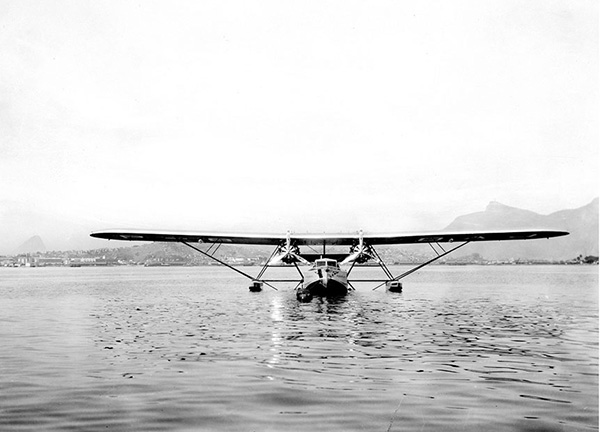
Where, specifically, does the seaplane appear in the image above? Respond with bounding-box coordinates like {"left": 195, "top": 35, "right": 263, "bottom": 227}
{"left": 90, "top": 228, "right": 568, "bottom": 301}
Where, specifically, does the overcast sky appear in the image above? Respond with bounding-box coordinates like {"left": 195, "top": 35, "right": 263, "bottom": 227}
{"left": 1, "top": 0, "right": 597, "bottom": 237}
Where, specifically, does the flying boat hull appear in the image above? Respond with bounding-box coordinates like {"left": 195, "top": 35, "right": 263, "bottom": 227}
{"left": 296, "top": 263, "right": 348, "bottom": 301}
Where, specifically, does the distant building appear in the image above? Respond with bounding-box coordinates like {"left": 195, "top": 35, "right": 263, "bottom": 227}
{"left": 35, "top": 257, "right": 66, "bottom": 267}
{"left": 69, "top": 257, "right": 114, "bottom": 266}
{"left": 0, "top": 257, "right": 17, "bottom": 267}
{"left": 17, "top": 255, "right": 35, "bottom": 267}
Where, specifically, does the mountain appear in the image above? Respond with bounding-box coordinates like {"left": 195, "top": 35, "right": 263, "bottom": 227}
{"left": 443, "top": 198, "right": 598, "bottom": 260}
{"left": 0, "top": 200, "right": 117, "bottom": 254}
{"left": 14, "top": 235, "right": 47, "bottom": 254}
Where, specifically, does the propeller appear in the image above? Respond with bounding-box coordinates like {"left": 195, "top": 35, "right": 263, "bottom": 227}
{"left": 341, "top": 230, "right": 374, "bottom": 265}
{"left": 268, "top": 231, "right": 310, "bottom": 265}
{"left": 341, "top": 246, "right": 374, "bottom": 265}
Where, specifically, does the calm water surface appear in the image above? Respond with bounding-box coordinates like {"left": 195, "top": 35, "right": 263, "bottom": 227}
{"left": 0, "top": 265, "right": 597, "bottom": 431}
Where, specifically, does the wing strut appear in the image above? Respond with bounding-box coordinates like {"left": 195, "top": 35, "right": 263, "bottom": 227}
{"left": 372, "top": 241, "right": 470, "bottom": 290}
{"left": 180, "top": 241, "right": 278, "bottom": 290}
{"left": 256, "top": 245, "right": 280, "bottom": 280}
{"left": 206, "top": 242, "right": 223, "bottom": 255}
{"left": 292, "top": 261, "right": 305, "bottom": 282}
{"left": 369, "top": 246, "right": 395, "bottom": 280}
{"left": 254, "top": 243, "right": 304, "bottom": 286}
{"left": 347, "top": 260, "right": 357, "bottom": 278}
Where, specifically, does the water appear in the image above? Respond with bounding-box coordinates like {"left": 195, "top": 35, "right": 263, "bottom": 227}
{"left": 0, "top": 265, "right": 597, "bottom": 431}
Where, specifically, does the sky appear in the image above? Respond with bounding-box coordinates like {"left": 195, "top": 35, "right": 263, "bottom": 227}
{"left": 0, "top": 0, "right": 598, "bottom": 250}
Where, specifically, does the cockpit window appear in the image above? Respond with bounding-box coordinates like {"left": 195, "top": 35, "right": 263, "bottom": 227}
{"left": 315, "top": 259, "right": 338, "bottom": 268}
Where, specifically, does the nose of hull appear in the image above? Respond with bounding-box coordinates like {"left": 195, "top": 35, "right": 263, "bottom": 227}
{"left": 296, "top": 278, "right": 348, "bottom": 302}
{"left": 317, "top": 268, "right": 329, "bottom": 287}
{"left": 296, "top": 265, "right": 348, "bottom": 301}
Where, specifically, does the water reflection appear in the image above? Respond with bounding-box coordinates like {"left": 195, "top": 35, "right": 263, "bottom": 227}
{"left": 267, "top": 295, "right": 283, "bottom": 369}
{"left": 264, "top": 291, "right": 400, "bottom": 378}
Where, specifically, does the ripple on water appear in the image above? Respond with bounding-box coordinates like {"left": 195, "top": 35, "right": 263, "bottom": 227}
{"left": 0, "top": 266, "right": 597, "bottom": 431}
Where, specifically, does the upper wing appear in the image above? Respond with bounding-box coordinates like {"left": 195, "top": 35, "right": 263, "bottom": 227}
{"left": 90, "top": 229, "right": 286, "bottom": 245}
{"left": 360, "top": 229, "right": 569, "bottom": 245}
{"left": 91, "top": 228, "right": 568, "bottom": 246}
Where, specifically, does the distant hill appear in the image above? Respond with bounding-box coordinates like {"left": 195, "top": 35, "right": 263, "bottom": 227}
{"left": 90, "top": 241, "right": 272, "bottom": 266}
{"left": 15, "top": 235, "right": 47, "bottom": 254}
{"left": 444, "top": 198, "right": 598, "bottom": 260}
{"left": 0, "top": 200, "right": 113, "bottom": 254}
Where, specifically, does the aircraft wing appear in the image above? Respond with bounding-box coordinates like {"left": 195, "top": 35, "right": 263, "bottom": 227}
{"left": 90, "top": 229, "right": 568, "bottom": 246}
{"left": 359, "top": 229, "right": 568, "bottom": 245}
{"left": 90, "top": 229, "right": 286, "bottom": 245}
